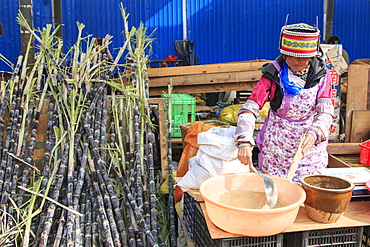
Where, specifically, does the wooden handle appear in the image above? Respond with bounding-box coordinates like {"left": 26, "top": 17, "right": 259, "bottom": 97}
{"left": 286, "top": 130, "right": 307, "bottom": 182}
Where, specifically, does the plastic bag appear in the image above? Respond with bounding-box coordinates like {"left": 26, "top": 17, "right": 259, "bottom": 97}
{"left": 218, "top": 104, "right": 242, "bottom": 125}
{"left": 177, "top": 121, "right": 216, "bottom": 178}
{"left": 218, "top": 102, "right": 271, "bottom": 125}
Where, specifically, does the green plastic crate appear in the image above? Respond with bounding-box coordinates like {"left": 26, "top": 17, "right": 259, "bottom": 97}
{"left": 162, "top": 94, "right": 196, "bottom": 137}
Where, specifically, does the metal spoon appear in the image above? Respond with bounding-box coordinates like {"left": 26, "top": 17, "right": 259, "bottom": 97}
{"left": 251, "top": 165, "right": 278, "bottom": 209}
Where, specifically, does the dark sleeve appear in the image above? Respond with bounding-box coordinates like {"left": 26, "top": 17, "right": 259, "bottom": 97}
{"left": 269, "top": 85, "right": 283, "bottom": 112}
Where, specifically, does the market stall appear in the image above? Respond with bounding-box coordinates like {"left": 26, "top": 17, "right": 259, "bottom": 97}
{"left": 149, "top": 59, "right": 370, "bottom": 247}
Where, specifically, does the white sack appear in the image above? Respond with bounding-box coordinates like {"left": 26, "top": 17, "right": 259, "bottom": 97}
{"left": 176, "top": 156, "right": 213, "bottom": 190}
{"left": 177, "top": 126, "right": 249, "bottom": 190}
{"left": 197, "top": 126, "right": 239, "bottom": 161}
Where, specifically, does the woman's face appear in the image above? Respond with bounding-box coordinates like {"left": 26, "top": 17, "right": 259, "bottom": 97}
{"left": 284, "top": 55, "right": 311, "bottom": 72}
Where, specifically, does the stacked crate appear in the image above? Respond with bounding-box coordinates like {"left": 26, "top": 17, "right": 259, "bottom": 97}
{"left": 183, "top": 192, "right": 284, "bottom": 247}
{"left": 363, "top": 226, "right": 370, "bottom": 247}
{"left": 284, "top": 227, "right": 364, "bottom": 246}
{"left": 162, "top": 94, "right": 196, "bottom": 137}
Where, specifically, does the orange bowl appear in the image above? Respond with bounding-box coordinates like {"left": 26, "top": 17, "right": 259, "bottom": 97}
{"left": 199, "top": 172, "right": 306, "bottom": 236}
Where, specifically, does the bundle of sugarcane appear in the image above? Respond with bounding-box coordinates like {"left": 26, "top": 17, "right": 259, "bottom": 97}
{"left": 0, "top": 5, "right": 175, "bottom": 247}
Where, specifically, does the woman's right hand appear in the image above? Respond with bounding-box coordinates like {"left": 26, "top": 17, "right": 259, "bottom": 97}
{"left": 238, "top": 145, "right": 253, "bottom": 170}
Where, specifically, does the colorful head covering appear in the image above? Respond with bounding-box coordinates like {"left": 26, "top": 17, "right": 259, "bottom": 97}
{"left": 279, "top": 23, "right": 320, "bottom": 57}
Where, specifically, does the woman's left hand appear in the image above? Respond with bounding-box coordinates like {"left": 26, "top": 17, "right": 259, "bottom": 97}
{"left": 301, "top": 133, "right": 315, "bottom": 155}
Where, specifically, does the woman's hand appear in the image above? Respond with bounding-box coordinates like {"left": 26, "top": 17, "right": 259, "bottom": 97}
{"left": 238, "top": 145, "right": 254, "bottom": 170}
{"left": 301, "top": 132, "right": 315, "bottom": 155}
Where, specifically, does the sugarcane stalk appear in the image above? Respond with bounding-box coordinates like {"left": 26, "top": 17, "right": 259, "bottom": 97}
{"left": 21, "top": 177, "right": 42, "bottom": 247}
{"left": 166, "top": 84, "right": 177, "bottom": 247}
{"left": 84, "top": 94, "right": 128, "bottom": 246}
{"left": 41, "top": 101, "right": 56, "bottom": 189}
{"left": 32, "top": 102, "right": 59, "bottom": 245}
{"left": 146, "top": 133, "right": 159, "bottom": 244}
{"left": 79, "top": 186, "right": 87, "bottom": 246}
{"left": 84, "top": 173, "right": 94, "bottom": 247}
{"left": 0, "top": 56, "right": 23, "bottom": 166}
{"left": 52, "top": 209, "right": 66, "bottom": 247}
{"left": 39, "top": 142, "right": 69, "bottom": 247}
{"left": 17, "top": 101, "right": 41, "bottom": 207}
{"left": 122, "top": 182, "right": 158, "bottom": 247}
{"left": 88, "top": 159, "right": 115, "bottom": 247}
{"left": 0, "top": 99, "right": 18, "bottom": 209}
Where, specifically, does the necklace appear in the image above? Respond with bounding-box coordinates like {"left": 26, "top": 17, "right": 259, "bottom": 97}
{"left": 289, "top": 64, "right": 310, "bottom": 80}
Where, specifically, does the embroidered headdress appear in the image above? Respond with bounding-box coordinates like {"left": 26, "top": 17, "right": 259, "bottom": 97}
{"left": 279, "top": 23, "right": 320, "bottom": 57}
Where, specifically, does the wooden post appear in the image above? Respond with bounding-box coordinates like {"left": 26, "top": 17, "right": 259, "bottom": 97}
{"left": 0, "top": 23, "right": 3, "bottom": 37}
{"left": 324, "top": 0, "right": 334, "bottom": 43}
{"left": 19, "top": 0, "right": 35, "bottom": 64}
{"left": 149, "top": 98, "right": 168, "bottom": 180}
{"left": 52, "top": 0, "right": 63, "bottom": 38}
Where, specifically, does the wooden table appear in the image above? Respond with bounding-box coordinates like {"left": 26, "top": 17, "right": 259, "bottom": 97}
{"left": 199, "top": 200, "right": 370, "bottom": 239}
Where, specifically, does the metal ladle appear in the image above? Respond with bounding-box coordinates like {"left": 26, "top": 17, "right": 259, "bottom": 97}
{"left": 250, "top": 165, "right": 278, "bottom": 209}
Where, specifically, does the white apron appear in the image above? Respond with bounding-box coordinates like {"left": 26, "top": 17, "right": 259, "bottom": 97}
{"left": 256, "top": 83, "right": 328, "bottom": 183}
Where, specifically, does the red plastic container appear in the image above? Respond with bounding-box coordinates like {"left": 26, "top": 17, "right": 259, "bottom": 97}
{"left": 360, "top": 140, "right": 370, "bottom": 166}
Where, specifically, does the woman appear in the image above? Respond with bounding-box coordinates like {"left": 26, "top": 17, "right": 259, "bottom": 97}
{"left": 235, "top": 23, "right": 334, "bottom": 183}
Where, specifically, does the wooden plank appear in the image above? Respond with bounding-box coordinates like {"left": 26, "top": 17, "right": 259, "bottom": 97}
{"left": 149, "top": 98, "right": 168, "bottom": 180}
{"left": 350, "top": 110, "right": 370, "bottom": 143}
{"left": 345, "top": 59, "right": 370, "bottom": 142}
{"left": 327, "top": 143, "right": 361, "bottom": 155}
{"left": 328, "top": 154, "right": 351, "bottom": 168}
{"left": 179, "top": 189, "right": 204, "bottom": 202}
{"left": 149, "top": 81, "right": 258, "bottom": 96}
{"left": 149, "top": 70, "right": 262, "bottom": 87}
{"left": 148, "top": 60, "right": 269, "bottom": 78}
{"left": 330, "top": 154, "right": 364, "bottom": 168}
{"left": 120, "top": 60, "right": 265, "bottom": 96}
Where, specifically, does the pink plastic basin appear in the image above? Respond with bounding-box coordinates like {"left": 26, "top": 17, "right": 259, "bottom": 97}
{"left": 199, "top": 172, "right": 306, "bottom": 237}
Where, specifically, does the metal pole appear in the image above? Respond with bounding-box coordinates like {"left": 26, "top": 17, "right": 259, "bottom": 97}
{"left": 182, "top": 0, "right": 187, "bottom": 40}
{"left": 324, "top": 0, "right": 334, "bottom": 43}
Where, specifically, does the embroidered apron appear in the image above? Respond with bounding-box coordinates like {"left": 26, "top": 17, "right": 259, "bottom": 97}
{"left": 256, "top": 83, "right": 328, "bottom": 183}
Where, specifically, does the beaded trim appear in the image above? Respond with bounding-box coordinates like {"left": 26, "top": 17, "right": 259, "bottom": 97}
{"left": 280, "top": 50, "right": 317, "bottom": 58}
{"left": 283, "top": 30, "right": 320, "bottom": 37}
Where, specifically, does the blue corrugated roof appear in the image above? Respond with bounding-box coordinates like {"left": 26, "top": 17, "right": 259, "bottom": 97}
{"left": 0, "top": 0, "right": 369, "bottom": 71}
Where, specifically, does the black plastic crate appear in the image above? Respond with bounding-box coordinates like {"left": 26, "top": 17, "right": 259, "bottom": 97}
{"left": 284, "top": 227, "right": 363, "bottom": 247}
{"left": 193, "top": 201, "right": 283, "bottom": 247}
{"left": 183, "top": 192, "right": 196, "bottom": 242}
{"left": 363, "top": 226, "right": 370, "bottom": 247}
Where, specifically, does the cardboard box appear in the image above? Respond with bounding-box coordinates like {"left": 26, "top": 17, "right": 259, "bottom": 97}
{"left": 345, "top": 59, "right": 370, "bottom": 142}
